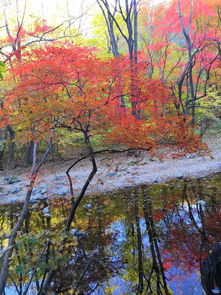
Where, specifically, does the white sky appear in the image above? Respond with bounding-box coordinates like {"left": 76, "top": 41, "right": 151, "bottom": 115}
{"left": 0, "top": 0, "right": 100, "bottom": 36}
{"left": 0, "top": 0, "right": 166, "bottom": 36}
{"left": 1, "top": 0, "right": 166, "bottom": 21}
{"left": 2, "top": 0, "right": 98, "bottom": 22}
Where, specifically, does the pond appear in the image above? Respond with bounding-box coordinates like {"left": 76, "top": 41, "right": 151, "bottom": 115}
{"left": 1, "top": 173, "right": 221, "bottom": 295}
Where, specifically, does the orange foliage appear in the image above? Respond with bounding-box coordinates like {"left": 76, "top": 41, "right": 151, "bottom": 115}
{"left": 3, "top": 43, "right": 207, "bottom": 155}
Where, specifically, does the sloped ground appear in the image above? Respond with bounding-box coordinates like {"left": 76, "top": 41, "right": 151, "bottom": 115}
{"left": 0, "top": 134, "right": 221, "bottom": 204}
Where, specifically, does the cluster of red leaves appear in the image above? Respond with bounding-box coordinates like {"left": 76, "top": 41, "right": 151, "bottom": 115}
{"left": 140, "top": 0, "right": 220, "bottom": 89}
{"left": 0, "top": 18, "right": 54, "bottom": 63}
{"left": 3, "top": 44, "right": 206, "bottom": 155}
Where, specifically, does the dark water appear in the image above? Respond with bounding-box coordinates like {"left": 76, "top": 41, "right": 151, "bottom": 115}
{"left": 1, "top": 173, "right": 221, "bottom": 294}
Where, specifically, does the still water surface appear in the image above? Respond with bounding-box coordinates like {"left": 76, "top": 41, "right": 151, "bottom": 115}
{"left": 1, "top": 173, "right": 221, "bottom": 294}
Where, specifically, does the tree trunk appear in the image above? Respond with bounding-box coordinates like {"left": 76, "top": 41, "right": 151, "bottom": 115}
{"left": 24, "top": 141, "right": 34, "bottom": 167}
{"left": 65, "top": 131, "right": 97, "bottom": 231}
{"left": 0, "top": 129, "right": 6, "bottom": 170}
{"left": 6, "top": 126, "right": 15, "bottom": 170}
{"left": 0, "top": 143, "right": 51, "bottom": 294}
{"left": 134, "top": 188, "right": 144, "bottom": 293}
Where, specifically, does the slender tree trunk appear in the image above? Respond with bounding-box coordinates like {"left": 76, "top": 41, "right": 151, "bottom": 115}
{"left": 0, "top": 129, "right": 6, "bottom": 170}
{"left": 0, "top": 143, "right": 51, "bottom": 295}
{"left": 131, "top": 0, "right": 141, "bottom": 119}
{"left": 134, "top": 0, "right": 138, "bottom": 64}
{"left": 96, "top": 0, "right": 140, "bottom": 115}
{"left": 65, "top": 131, "right": 97, "bottom": 231}
{"left": 0, "top": 149, "right": 4, "bottom": 170}
{"left": 24, "top": 141, "right": 34, "bottom": 167}
{"left": 134, "top": 188, "right": 144, "bottom": 293}
{"left": 31, "top": 142, "right": 37, "bottom": 171}
{"left": 38, "top": 130, "right": 98, "bottom": 294}
{"left": 6, "top": 126, "right": 15, "bottom": 170}
{"left": 142, "top": 186, "right": 170, "bottom": 294}
{"left": 178, "top": 0, "right": 196, "bottom": 125}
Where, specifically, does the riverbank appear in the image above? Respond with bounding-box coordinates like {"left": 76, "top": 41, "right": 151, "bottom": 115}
{"left": 1, "top": 134, "right": 221, "bottom": 204}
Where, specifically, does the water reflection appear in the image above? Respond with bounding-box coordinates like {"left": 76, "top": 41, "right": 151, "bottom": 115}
{"left": 1, "top": 173, "right": 221, "bottom": 294}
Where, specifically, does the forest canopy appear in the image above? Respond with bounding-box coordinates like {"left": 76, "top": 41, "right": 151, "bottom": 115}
{"left": 0, "top": 0, "right": 218, "bottom": 169}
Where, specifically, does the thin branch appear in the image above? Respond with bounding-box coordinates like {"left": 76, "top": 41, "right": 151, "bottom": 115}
{"left": 0, "top": 142, "right": 51, "bottom": 295}
{"left": 23, "top": 241, "right": 50, "bottom": 295}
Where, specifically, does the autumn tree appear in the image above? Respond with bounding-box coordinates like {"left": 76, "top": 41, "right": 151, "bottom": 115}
{"left": 140, "top": 0, "right": 220, "bottom": 127}
{"left": 0, "top": 45, "right": 125, "bottom": 292}
{"left": 96, "top": 0, "right": 139, "bottom": 61}
{"left": 96, "top": 0, "right": 142, "bottom": 117}
{"left": 0, "top": 0, "right": 83, "bottom": 169}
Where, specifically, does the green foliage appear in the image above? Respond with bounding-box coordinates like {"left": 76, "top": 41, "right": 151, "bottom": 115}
{"left": 196, "top": 85, "right": 221, "bottom": 135}
{"left": 0, "top": 140, "right": 5, "bottom": 152}
{"left": 88, "top": 10, "right": 127, "bottom": 58}
{"left": 0, "top": 61, "right": 5, "bottom": 80}
{"left": 199, "top": 86, "right": 221, "bottom": 119}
